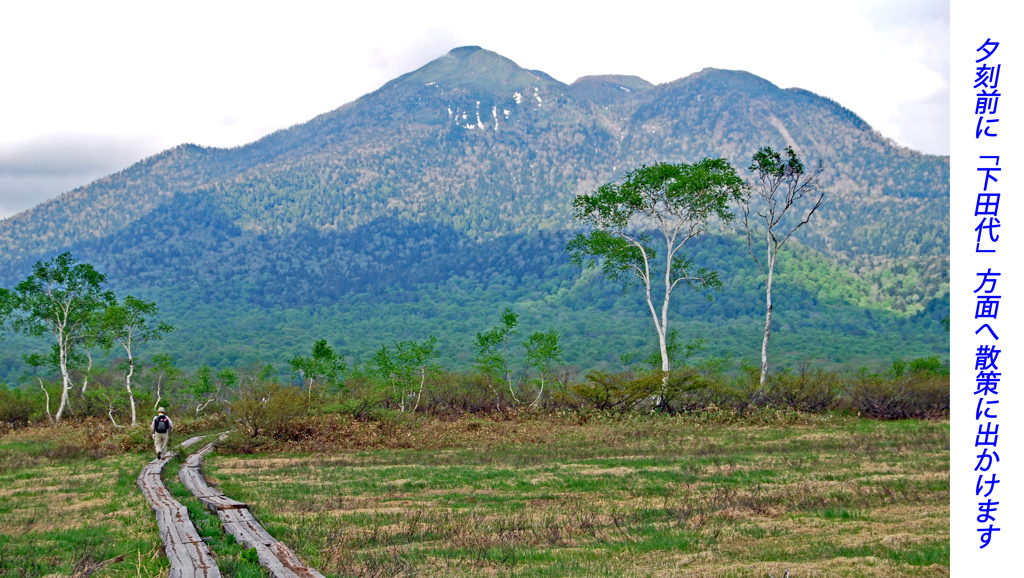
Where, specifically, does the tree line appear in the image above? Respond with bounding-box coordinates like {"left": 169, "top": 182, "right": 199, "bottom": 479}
{"left": 2, "top": 147, "right": 948, "bottom": 428}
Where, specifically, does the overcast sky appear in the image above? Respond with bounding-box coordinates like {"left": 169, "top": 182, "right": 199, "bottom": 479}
{"left": 0, "top": 0, "right": 949, "bottom": 220}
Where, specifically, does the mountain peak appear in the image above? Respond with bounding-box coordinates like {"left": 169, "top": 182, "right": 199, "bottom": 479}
{"left": 383, "top": 46, "right": 567, "bottom": 93}
{"left": 671, "top": 67, "right": 782, "bottom": 96}
{"left": 446, "top": 45, "right": 487, "bottom": 58}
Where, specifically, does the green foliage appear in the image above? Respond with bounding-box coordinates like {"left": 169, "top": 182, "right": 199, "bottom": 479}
{"left": 568, "top": 159, "right": 744, "bottom": 295}
{"left": 642, "top": 330, "right": 705, "bottom": 370}
{"left": 474, "top": 308, "right": 518, "bottom": 384}
{"left": 0, "top": 287, "right": 13, "bottom": 333}
{"left": 889, "top": 355, "right": 948, "bottom": 379}
{"left": 751, "top": 145, "right": 805, "bottom": 177}
{"left": 3, "top": 253, "right": 115, "bottom": 341}
{"left": 569, "top": 160, "right": 745, "bottom": 375}
{"left": 522, "top": 328, "right": 562, "bottom": 406}
{"left": 234, "top": 382, "right": 308, "bottom": 438}
{"left": 0, "top": 387, "right": 40, "bottom": 425}
{"left": 289, "top": 338, "right": 347, "bottom": 399}
{"left": 908, "top": 356, "right": 948, "bottom": 376}
{"left": 99, "top": 295, "right": 173, "bottom": 354}
{"left": 190, "top": 364, "right": 214, "bottom": 397}
{"left": 523, "top": 328, "right": 561, "bottom": 375}
{"left": 369, "top": 336, "right": 439, "bottom": 412}
{"left": 217, "top": 367, "right": 238, "bottom": 390}
{"left": 572, "top": 370, "right": 658, "bottom": 411}
{"left": 1, "top": 253, "right": 117, "bottom": 421}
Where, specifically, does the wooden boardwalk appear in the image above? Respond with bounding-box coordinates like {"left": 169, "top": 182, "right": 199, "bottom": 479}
{"left": 138, "top": 436, "right": 221, "bottom": 578}
{"left": 180, "top": 435, "right": 325, "bottom": 578}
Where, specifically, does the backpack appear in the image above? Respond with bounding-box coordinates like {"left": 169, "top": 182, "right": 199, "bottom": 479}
{"left": 154, "top": 415, "right": 169, "bottom": 433}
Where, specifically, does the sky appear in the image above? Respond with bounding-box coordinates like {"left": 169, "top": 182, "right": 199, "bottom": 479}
{"left": 0, "top": 0, "right": 949, "bottom": 220}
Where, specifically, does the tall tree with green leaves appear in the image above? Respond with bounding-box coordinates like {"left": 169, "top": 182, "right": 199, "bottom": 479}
{"left": 0, "top": 253, "right": 114, "bottom": 422}
{"left": 523, "top": 328, "right": 561, "bottom": 407}
{"left": 289, "top": 339, "right": 347, "bottom": 402}
{"left": 567, "top": 160, "right": 744, "bottom": 395}
{"left": 371, "top": 336, "right": 439, "bottom": 412}
{"left": 149, "top": 353, "right": 180, "bottom": 411}
{"left": 100, "top": 295, "right": 174, "bottom": 426}
{"left": 474, "top": 308, "right": 521, "bottom": 406}
{"left": 189, "top": 364, "right": 217, "bottom": 415}
{"left": 742, "top": 146, "right": 824, "bottom": 384}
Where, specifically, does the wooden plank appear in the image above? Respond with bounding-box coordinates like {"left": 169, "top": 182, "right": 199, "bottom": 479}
{"left": 181, "top": 436, "right": 325, "bottom": 578}
{"left": 178, "top": 434, "right": 249, "bottom": 514}
{"left": 138, "top": 436, "right": 221, "bottom": 578}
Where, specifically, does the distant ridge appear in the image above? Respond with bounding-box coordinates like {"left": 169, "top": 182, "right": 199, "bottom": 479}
{"left": 0, "top": 46, "right": 948, "bottom": 376}
{"left": 569, "top": 74, "right": 654, "bottom": 104}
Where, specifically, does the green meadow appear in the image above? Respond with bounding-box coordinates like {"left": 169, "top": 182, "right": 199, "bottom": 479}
{"left": 1, "top": 412, "right": 947, "bottom": 576}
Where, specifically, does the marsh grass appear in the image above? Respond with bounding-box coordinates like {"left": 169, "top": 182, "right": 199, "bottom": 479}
{"left": 0, "top": 422, "right": 227, "bottom": 577}
{"left": 203, "top": 414, "right": 948, "bottom": 577}
{"left": 0, "top": 440, "right": 165, "bottom": 575}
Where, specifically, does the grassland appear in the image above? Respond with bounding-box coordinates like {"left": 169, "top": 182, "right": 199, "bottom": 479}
{"left": 207, "top": 412, "right": 949, "bottom": 577}
{"left": 0, "top": 425, "right": 167, "bottom": 576}
{"left": 0, "top": 420, "right": 262, "bottom": 577}
{"left": 0, "top": 412, "right": 949, "bottom": 577}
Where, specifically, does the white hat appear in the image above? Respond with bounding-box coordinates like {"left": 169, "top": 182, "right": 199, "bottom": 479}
{"left": 157, "top": 407, "right": 165, "bottom": 413}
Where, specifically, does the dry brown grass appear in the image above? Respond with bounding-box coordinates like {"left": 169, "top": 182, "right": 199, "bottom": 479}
{"left": 202, "top": 414, "right": 948, "bottom": 576}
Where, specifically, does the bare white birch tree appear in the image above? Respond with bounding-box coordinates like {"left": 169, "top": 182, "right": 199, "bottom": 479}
{"left": 742, "top": 146, "right": 825, "bottom": 384}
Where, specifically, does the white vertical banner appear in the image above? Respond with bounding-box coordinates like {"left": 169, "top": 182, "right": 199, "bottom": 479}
{"left": 951, "top": 1, "right": 1020, "bottom": 573}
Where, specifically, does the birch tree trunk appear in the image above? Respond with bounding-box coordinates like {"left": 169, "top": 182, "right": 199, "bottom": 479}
{"left": 55, "top": 326, "right": 71, "bottom": 423}
{"left": 411, "top": 366, "right": 426, "bottom": 413}
{"left": 39, "top": 378, "right": 53, "bottom": 424}
{"left": 760, "top": 264, "right": 774, "bottom": 385}
{"left": 126, "top": 353, "right": 136, "bottom": 426}
{"left": 661, "top": 245, "right": 673, "bottom": 392}
{"left": 81, "top": 351, "right": 93, "bottom": 393}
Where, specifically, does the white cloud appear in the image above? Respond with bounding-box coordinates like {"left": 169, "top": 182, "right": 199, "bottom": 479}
{"left": 0, "top": 133, "right": 161, "bottom": 219}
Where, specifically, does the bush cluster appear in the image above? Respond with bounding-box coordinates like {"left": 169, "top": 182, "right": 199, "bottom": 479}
{"left": 1, "top": 357, "right": 948, "bottom": 453}
{"left": 566, "top": 360, "right": 947, "bottom": 420}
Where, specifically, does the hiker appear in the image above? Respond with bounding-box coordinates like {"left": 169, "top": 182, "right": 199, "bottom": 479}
{"left": 151, "top": 407, "right": 173, "bottom": 459}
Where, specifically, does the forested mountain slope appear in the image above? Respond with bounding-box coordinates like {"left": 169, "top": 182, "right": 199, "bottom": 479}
{"left": 0, "top": 46, "right": 948, "bottom": 375}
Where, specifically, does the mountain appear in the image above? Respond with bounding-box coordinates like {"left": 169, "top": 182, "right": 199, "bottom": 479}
{"left": 0, "top": 47, "right": 948, "bottom": 377}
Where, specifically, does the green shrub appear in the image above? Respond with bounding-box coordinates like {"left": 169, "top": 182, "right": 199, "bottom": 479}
{"left": 234, "top": 383, "right": 308, "bottom": 438}
{"left": 0, "top": 388, "right": 41, "bottom": 426}
{"left": 317, "top": 375, "right": 390, "bottom": 419}
{"left": 908, "top": 356, "right": 948, "bottom": 376}
{"left": 890, "top": 356, "right": 948, "bottom": 378}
